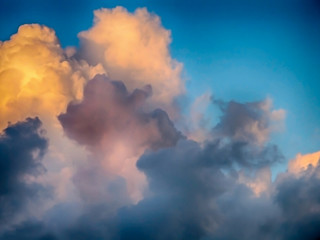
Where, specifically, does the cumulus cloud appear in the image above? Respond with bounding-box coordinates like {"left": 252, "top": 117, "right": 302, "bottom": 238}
{"left": 58, "top": 74, "right": 182, "bottom": 202}
{"left": 0, "top": 118, "right": 49, "bottom": 231}
{"left": 1, "top": 5, "right": 319, "bottom": 240}
{"left": 0, "top": 23, "right": 104, "bottom": 212}
{"left": 78, "top": 7, "right": 184, "bottom": 115}
{"left": 213, "top": 98, "right": 285, "bottom": 145}
{"left": 113, "top": 98, "right": 284, "bottom": 239}
{"left": 288, "top": 151, "right": 320, "bottom": 174}
{"left": 273, "top": 161, "right": 320, "bottom": 240}
{"left": 118, "top": 141, "right": 319, "bottom": 240}
{"left": 0, "top": 24, "right": 83, "bottom": 129}
{"left": 45, "top": 98, "right": 284, "bottom": 240}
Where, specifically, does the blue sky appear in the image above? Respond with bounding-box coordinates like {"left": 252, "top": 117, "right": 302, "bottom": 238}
{"left": 1, "top": 0, "right": 320, "bottom": 160}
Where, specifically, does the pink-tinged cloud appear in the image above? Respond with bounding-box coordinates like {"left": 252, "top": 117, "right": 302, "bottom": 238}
{"left": 58, "top": 74, "right": 181, "bottom": 201}
{"left": 78, "top": 7, "right": 184, "bottom": 116}
{"left": 1, "top": 6, "right": 320, "bottom": 240}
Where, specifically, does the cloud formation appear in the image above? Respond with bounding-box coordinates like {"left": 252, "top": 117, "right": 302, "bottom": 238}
{"left": 113, "top": 98, "right": 284, "bottom": 240}
{"left": 59, "top": 74, "right": 181, "bottom": 149}
{"left": 58, "top": 74, "right": 182, "bottom": 202}
{"left": 213, "top": 98, "right": 285, "bottom": 145}
{"left": 0, "top": 118, "right": 49, "bottom": 230}
{"left": 0, "top": 24, "right": 104, "bottom": 219}
{"left": 0, "top": 24, "right": 84, "bottom": 129}
{"left": 0, "top": 6, "right": 319, "bottom": 240}
{"left": 289, "top": 151, "right": 320, "bottom": 174}
{"left": 78, "top": 7, "right": 184, "bottom": 115}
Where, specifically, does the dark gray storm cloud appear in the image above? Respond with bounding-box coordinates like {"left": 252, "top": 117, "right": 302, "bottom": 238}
{"left": 0, "top": 117, "right": 49, "bottom": 228}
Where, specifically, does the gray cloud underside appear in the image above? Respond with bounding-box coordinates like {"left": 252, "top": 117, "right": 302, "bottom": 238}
{"left": 0, "top": 118, "right": 49, "bottom": 228}
{"left": 1, "top": 81, "right": 320, "bottom": 240}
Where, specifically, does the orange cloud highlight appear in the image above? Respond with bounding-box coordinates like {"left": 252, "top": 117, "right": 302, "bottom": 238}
{"left": 289, "top": 151, "right": 320, "bottom": 174}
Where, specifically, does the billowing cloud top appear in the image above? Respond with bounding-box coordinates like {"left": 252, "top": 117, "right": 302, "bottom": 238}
{"left": 1, "top": 25, "right": 80, "bottom": 128}
{"left": 78, "top": 7, "right": 184, "bottom": 115}
{"left": 0, "top": 6, "right": 319, "bottom": 240}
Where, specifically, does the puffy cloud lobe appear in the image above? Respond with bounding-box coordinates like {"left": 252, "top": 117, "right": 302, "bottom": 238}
{"left": 288, "top": 151, "right": 320, "bottom": 174}
{"left": 208, "top": 153, "right": 320, "bottom": 240}
{"left": 115, "top": 124, "right": 283, "bottom": 240}
{"left": 205, "top": 98, "right": 285, "bottom": 169}
{"left": 58, "top": 74, "right": 181, "bottom": 149}
{"left": 122, "top": 140, "right": 232, "bottom": 240}
{"left": 273, "top": 162, "right": 320, "bottom": 240}
{"left": 209, "top": 98, "right": 285, "bottom": 196}
{"left": 213, "top": 98, "right": 285, "bottom": 145}
{"left": 0, "top": 23, "right": 106, "bottom": 214}
{"left": 238, "top": 167, "right": 272, "bottom": 196}
{"left": 211, "top": 184, "right": 279, "bottom": 240}
{"left": 58, "top": 74, "right": 182, "bottom": 202}
{"left": 0, "top": 117, "right": 49, "bottom": 228}
{"left": 0, "top": 24, "right": 84, "bottom": 129}
{"left": 78, "top": 7, "right": 184, "bottom": 115}
{"left": 202, "top": 139, "right": 283, "bottom": 169}
{"left": 116, "top": 145, "right": 320, "bottom": 240}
